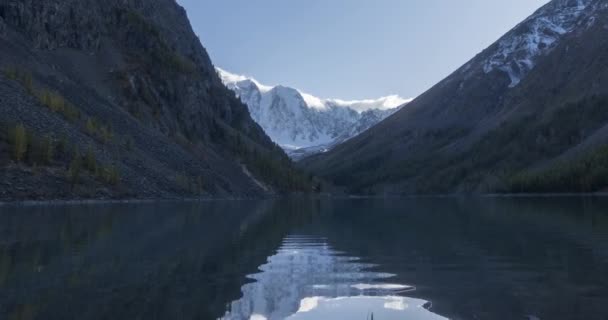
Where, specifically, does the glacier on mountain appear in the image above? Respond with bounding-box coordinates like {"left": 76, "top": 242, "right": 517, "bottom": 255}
{"left": 217, "top": 68, "right": 410, "bottom": 159}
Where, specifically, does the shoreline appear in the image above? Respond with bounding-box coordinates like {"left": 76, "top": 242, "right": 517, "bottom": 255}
{"left": 3, "top": 192, "right": 608, "bottom": 206}
{"left": 0, "top": 195, "right": 281, "bottom": 207}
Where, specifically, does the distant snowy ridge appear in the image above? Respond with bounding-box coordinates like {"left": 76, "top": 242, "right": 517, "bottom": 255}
{"left": 482, "top": 0, "right": 598, "bottom": 87}
{"left": 217, "top": 68, "right": 410, "bottom": 112}
{"left": 217, "top": 68, "right": 411, "bottom": 158}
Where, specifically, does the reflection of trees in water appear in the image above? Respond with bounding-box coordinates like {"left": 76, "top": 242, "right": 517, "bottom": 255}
{"left": 0, "top": 198, "right": 323, "bottom": 320}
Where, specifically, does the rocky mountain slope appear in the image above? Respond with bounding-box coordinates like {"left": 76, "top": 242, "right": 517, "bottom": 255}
{"left": 0, "top": 0, "right": 312, "bottom": 201}
{"left": 218, "top": 68, "right": 408, "bottom": 159}
{"left": 303, "top": 0, "right": 608, "bottom": 194}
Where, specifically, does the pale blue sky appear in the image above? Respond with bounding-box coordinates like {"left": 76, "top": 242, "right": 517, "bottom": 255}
{"left": 178, "top": 0, "right": 549, "bottom": 100}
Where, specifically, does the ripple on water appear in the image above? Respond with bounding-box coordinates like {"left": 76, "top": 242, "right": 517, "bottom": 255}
{"left": 220, "top": 235, "right": 445, "bottom": 320}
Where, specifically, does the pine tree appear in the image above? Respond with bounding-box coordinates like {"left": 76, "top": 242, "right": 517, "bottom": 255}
{"left": 86, "top": 118, "right": 97, "bottom": 135}
{"left": 11, "top": 124, "right": 28, "bottom": 162}
{"left": 43, "top": 135, "right": 54, "bottom": 164}
{"left": 68, "top": 150, "right": 82, "bottom": 187}
{"left": 84, "top": 146, "right": 97, "bottom": 172}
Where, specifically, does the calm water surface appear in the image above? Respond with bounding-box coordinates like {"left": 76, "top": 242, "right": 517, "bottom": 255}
{"left": 1, "top": 197, "right": 608, "bottom": 320}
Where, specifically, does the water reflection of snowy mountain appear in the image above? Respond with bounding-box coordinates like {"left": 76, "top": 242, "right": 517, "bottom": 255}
{"left": 220, "top": 235, "right": 447, "bottom": 320}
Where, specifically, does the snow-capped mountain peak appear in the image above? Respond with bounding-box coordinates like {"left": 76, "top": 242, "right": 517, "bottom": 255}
{"left": 217, "top": 67, "right": 273, "bottom": 93}
{"left": 482, "top": 0, "right": 598, "bottom": 87}
{"left": 217, "top": 68, "right": 411, "bottom": 159}
{"left": 328, "top": 95, "right": 413, "bottom": 113}
{"left": 299, "top": 91, "right": 327, "bottom": 110}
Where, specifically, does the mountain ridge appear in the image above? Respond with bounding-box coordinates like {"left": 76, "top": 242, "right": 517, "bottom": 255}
{"left": 217, "top": 68, "right": 410, "bottom": 159}
{"left": 302, "top": 0, "right": 608, "bottom": 194}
